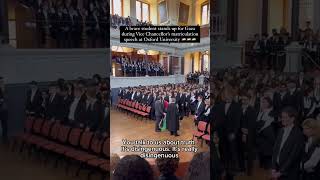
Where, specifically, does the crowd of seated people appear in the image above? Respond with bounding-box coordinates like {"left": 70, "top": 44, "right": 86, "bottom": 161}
{"left": 247, "top": 27, "right": 291, "bottom": 71}
{"left": 25, "top": 74, "right": 110, "bottom": 136}
{"left": 20, "top": 0, "right": 109, "bottom": 48}
{"left": 207, "top": 67, "right": 320, "bottom": 180}
{"left": 110, "top": 150, "right": 210, "bottom": 180}
{"left": 114, "top": 55, "right": 166, "bottom": 76}
{"left": 187, "top": 71, "right": 210, "bottom": 84}
{"left": 110, "top": 14, "right": 153, "bottom": 29}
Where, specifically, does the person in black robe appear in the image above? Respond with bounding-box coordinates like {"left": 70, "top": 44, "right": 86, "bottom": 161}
{"left": 166, "top": 98, "right": 180, "bottom": 136}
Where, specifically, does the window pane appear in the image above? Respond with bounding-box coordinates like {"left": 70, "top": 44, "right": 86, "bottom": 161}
{"left": 142, "top": 3, "right": 149, "bottom": 22}
{"left": 201, "top": 5, "right": 208, "bottom": 25}
{"left": 136, "top": 1, "right": 142, "bottom": 20}
{"left": 113, "top": 0, "right": 122, "bottom": 16}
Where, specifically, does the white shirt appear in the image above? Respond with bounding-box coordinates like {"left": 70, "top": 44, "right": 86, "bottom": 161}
{"left": 50, "top": 93, "right": 56, "bottom": 103}
{"left": 225, "top": 102, "right": 231, "bottom": 114}
{"left": 204, "top": 106, "right": 211, "bottom": 116}
{"left": 304, "top": 146, "right": 320, "bottom": 172}
{"left": 68, "top": 97, "right": 81, "bottom": 121}
{"left": 277, "top": 124, "right": 294, "bottom": 163}
{"left": 30, "top": 89, "right": 37, "bottom": 102}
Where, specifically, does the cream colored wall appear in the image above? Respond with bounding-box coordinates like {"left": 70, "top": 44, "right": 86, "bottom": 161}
{"left": 268, "top": 0, "right": 284, "bottom": 34}
{"left": 237, "top": 0, "right": 260, "bottom": 42}
{"left": 195, "top": 0, "right": 208, "bottom": 25}
{"left": 123, "top": 0, "right": 131, "bottom": 17}
{"left": 193, "top": 52, "right": 201, "bottom": 72}
{"left": 184, "top": 52, "right": 193, "bottom": 74}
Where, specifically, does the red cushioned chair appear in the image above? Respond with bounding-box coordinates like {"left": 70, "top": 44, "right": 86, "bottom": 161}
{"left": 11, "top": 116, "right": 35, "bottom": 151}
{"left": 24, "top": 120, "right": 54, "bottom": 146}
{"left": 64, "top": 131, "right": 94, "bottom": 160}
{"left": 192, "top": 121, "right": 207, "bottom": 141}
{"left": 202, "top": 124, "right": 211, "bottom": 142}
{"left": 86, "top": 138, "right": 110, "bottom": 168}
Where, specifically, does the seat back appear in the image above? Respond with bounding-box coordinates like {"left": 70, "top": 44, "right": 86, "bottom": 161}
{"left": 131, "top": 102, "right": 136, "bottom": 108}
{"left": 40, "top": 120, "right": 54, "bottom": 137}
{"left": 49, "top": 122, "right": 61, "bottom": 140}
{"left": 57, "top": 125, "right": 71, "bottom": 143}
{"left": 68, "top": 128, "right": 83, "bottom": 146}
{"left": 79, "top": 131, "right": 94, "bottom": 150}
{"left": 146, "top": 106, "right": 151, "bottom": 113}
{"left": 197, "top": 121, "right": 207, "bottom": 132}
{"left": 32, "top": 118, "right": 44, "bottom": 134}
{"left": 90, "top": 135, "right": 104, "bottom": 154}
{"left": 102, "top": 138, "right": 110, "bottom": 157}
{"left": 135, "top": 103, "right": 139, "bottom": 109}
{"left": 25, "top": 116, "right": 35, "bottom": 133}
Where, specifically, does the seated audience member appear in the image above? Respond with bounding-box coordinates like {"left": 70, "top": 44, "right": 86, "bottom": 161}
{"left": 301, "top": 118, "right": 320, "bottom": 180}
{"left": 184, "top": 152, "right": 210, "bottom": 180}
{"left": 271, "top": 106, "right": 304, "bottom": 180}
{"left": 112, "top": 155, "right": 154, "bottom": 180}
{"left": 155, "top": 149, "right": 180, "bottom": 180}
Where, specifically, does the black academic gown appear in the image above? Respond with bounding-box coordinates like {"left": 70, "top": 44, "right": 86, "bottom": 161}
{"left": 166, "top": 103, "right": 179, "bottom": 133}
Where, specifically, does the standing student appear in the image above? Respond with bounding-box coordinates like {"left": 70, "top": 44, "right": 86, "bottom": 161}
{"left": 256, "top": 96, "right": 276, "bottom": 170}
{"left": 166, "top": 98, "right": 180, "bottom": 136}
{"left": 271, "top": 106, "right": 304, "bottom": 180}
{"left": 25, "top": 81, "right": 43, "bottom": 117}
{"left": 194, "top": 95, "right": 205, "bottom": 125}
{"left": 239, "top": 93, "right": 257, "bottom": 175}
{"left": 154, "top": 96, "right": 165, "bottom": 132}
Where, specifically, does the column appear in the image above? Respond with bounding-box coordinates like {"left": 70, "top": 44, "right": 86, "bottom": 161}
{"left": 191, "top": 0, "right": 196, "bottom": 25}
{"left": 261, "top": 0, "right": 268, "bottom": 34}
{"left": 130, "top": 0, "right": 136, "bottom": 18}
{"left": 226, "top": 0, "right": 238, "bottom": 41}
{"left": 284, "top": 42, "right": 303, "bottom": 73}
{"left": 291, "top": 0, "right": 300, "bottom": 40}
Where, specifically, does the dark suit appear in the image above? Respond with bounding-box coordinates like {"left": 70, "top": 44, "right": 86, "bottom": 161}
{"left": 272, "top": 126, "right": 304, "bottom": 180}
{"left": 0, "top": 88, "right": 8, "bottom": 142}
{"left": 239, "top": 105, "right": 257, "bottom": 174}
{"left": 154, "top": 100, "right": 164, "bottom": 131}
{"left": 46, "top": 94, "right": 61, "bottom": 120}
{"left": 87, "top": 101, "right": 104, "bottom": 131}
{"left": 26, "top": 89, "right": 43, "bottom": 116}
{"left": 194, "top": 101, "right": 205, "bottom": 123}
{"left": 301, "top": 141, "right": 320, "bottom": 180}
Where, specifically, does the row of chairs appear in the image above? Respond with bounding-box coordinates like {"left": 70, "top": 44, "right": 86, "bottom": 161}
{"left": 192, "top": 121, "right": 211, "bottom": 146}
{"left": 11, "top": 116, "right": 109, "bottom": 180}
{"left": 117, "top": 98, "right": 151, "bottom": 118}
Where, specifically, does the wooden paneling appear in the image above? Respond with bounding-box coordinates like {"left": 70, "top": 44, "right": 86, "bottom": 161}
{"left": 178, "top": 2, "right": 189, "bottom": 24}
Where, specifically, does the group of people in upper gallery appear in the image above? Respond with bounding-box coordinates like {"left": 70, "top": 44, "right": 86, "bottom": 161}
{"left": 207, "top": 67, "right": 320, "bottom": 180}
{"left": 113, "top": 55, "right": 166, "bottom": 76}
{"left": 20, "top": 0, "right": 109, "bottom": 48}
{"left": 117, "top": 83, "right": 210, "bottom": 136}
{"left": 110, "top": 14, "right": 153, "bottom": 29}
{"left": 25, "top": 74, "right": 109, "bottom": 136}
{"left": 186, "top": 71, "right": 210, "bottom": 84}
{"left": 248, "top": 22, "right": 320, "bottom": 71}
